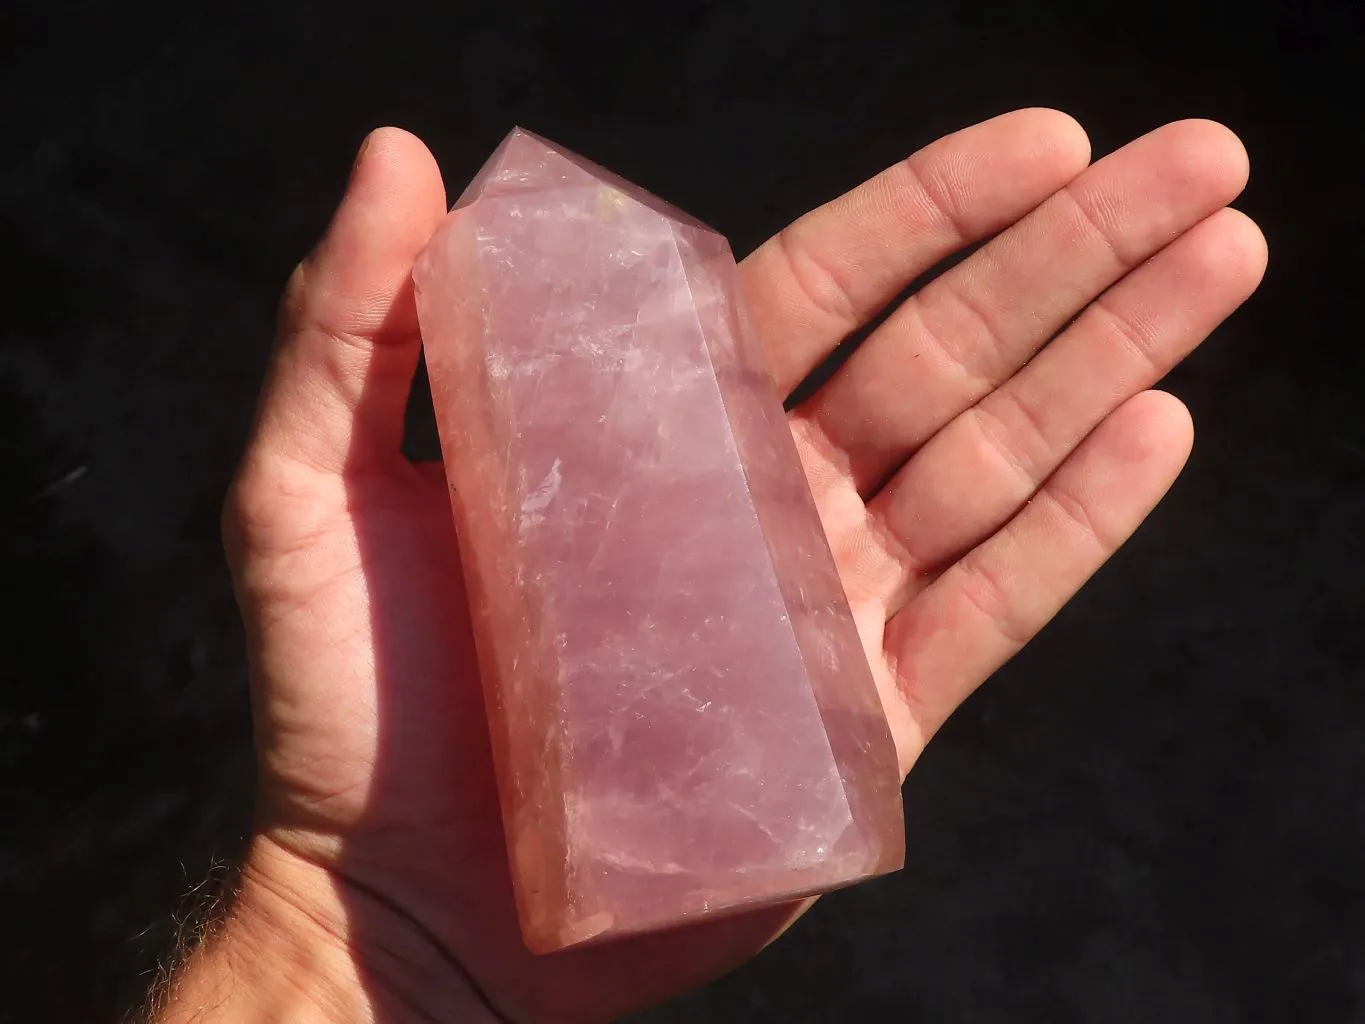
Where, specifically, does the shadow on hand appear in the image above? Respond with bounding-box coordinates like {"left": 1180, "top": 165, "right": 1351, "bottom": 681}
{"left": 335, "top": 312, "right": 808, "bottom": 1021}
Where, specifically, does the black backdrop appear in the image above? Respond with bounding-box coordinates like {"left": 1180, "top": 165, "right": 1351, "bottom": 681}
{"left": 4, "top": 1, "right": 1362, "bottom": 1020}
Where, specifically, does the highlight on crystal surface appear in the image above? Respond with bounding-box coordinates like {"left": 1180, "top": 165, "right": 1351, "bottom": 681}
{"left": 413, "top": 128, "right": 905, "bottom": 952}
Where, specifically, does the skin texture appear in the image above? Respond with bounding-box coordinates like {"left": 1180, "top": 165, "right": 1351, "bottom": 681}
{"left": 160, "top": 110, "right": 1266, "bottom": 1023}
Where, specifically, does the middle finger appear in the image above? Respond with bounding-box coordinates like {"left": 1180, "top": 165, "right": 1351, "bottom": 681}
{"left": 798, "top": 119, "right": 1250, "bottom": 494}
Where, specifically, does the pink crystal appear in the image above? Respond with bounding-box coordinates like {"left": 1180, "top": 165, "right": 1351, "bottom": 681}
{"left": 413, "top": 128, "right": 904, "bottom": 953}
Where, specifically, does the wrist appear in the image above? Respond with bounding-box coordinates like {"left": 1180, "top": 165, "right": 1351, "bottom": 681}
{"left": 154, "top": 835, "right": 504, "bottom": 1023}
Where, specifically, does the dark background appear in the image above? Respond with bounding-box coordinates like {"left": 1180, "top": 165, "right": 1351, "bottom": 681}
{"left": 3, "top": 0, "right": 1362, "bottom": 1020}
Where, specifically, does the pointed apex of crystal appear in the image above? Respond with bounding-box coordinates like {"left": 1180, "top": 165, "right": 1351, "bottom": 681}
{"left": 452, "top": 127, "right": 719, "bottom": 235}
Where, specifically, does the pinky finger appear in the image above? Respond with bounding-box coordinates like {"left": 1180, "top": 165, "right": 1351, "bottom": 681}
{"left": 884, "top": 389, "right": 1194, "bottom": 748}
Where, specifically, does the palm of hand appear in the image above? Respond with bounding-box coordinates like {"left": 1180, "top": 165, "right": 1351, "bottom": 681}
{"left": 226, "top": 112, "right": 1263, "bottom": 1023}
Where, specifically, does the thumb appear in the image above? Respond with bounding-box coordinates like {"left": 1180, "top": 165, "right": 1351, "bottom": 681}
{"left": 250, "top": 127, "right": 448, "bottom": 476}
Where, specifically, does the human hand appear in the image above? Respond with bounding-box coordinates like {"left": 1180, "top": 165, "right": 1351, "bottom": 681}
{"left": 164, "top": 111, "right": 1264, "bottom": 1022}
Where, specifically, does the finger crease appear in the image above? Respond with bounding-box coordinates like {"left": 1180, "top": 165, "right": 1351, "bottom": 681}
{"left": 953, "top": 553, "right": 1033, "bottom": 648}
{"left": 1040, "top": 480, "right": 1112, "bottom": 552}
{"left": 773, "top": 227, "right": 861, "bottom": 333}
{"left": 1090, "top": 295, "right": 1164, "bottom": 376}
{"left": 896, "top": 157, "right": 971, "bottom": 246}
{"left": 1058, "top": 183, "right": 1129, "bottom": 268}
{"left": 906, "top": 284, "right": 999, "bottom": 393}
{"left": 968, "top": 404, "right": 1042, "bottom": 493}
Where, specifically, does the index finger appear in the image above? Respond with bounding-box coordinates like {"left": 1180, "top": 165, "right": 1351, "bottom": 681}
{"left": 739, "top": 108, "right": 1092, "bottom": 395}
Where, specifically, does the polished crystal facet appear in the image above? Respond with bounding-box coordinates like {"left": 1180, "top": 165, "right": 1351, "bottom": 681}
{"left": 413, "top": 128, "right": 904, "bottom": 952}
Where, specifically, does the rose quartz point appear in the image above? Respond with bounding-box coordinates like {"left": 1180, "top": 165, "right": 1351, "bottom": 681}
{"left": 413, "top": 128, "right": 905, "bottom": 953}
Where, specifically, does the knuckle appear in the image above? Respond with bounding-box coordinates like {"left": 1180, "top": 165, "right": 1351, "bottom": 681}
{"left": 967, "top": 405, "right": 1039, "bottom": 493}
{"left": 1092, "top": 295, "right": 1163, "bottom": 375}
{"left": 221, "top": 457, "right": 299, "bottom": 553}
{"left": 774, "top": 227, "right": 860, "bottom": 330}
{"left": 222, "top": 463, "right": 275, "bottom": 550}
{"left": 1044, "top": 480, "right": 1111, "bottom": 551}
{"left": 221, "top": 448, "right": 346, "bottom": 561}
{"left": 955, "top": 552, "right": 1032, "bottom": 648}
{"left": 896, "top": 156, "right": 970, "bottom": 244}
{"left": 1059, "top": 182, "right": 1127, "bottom": 267}
{"left": 907, "top": 278, "right": 1004, "bottom": 397}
